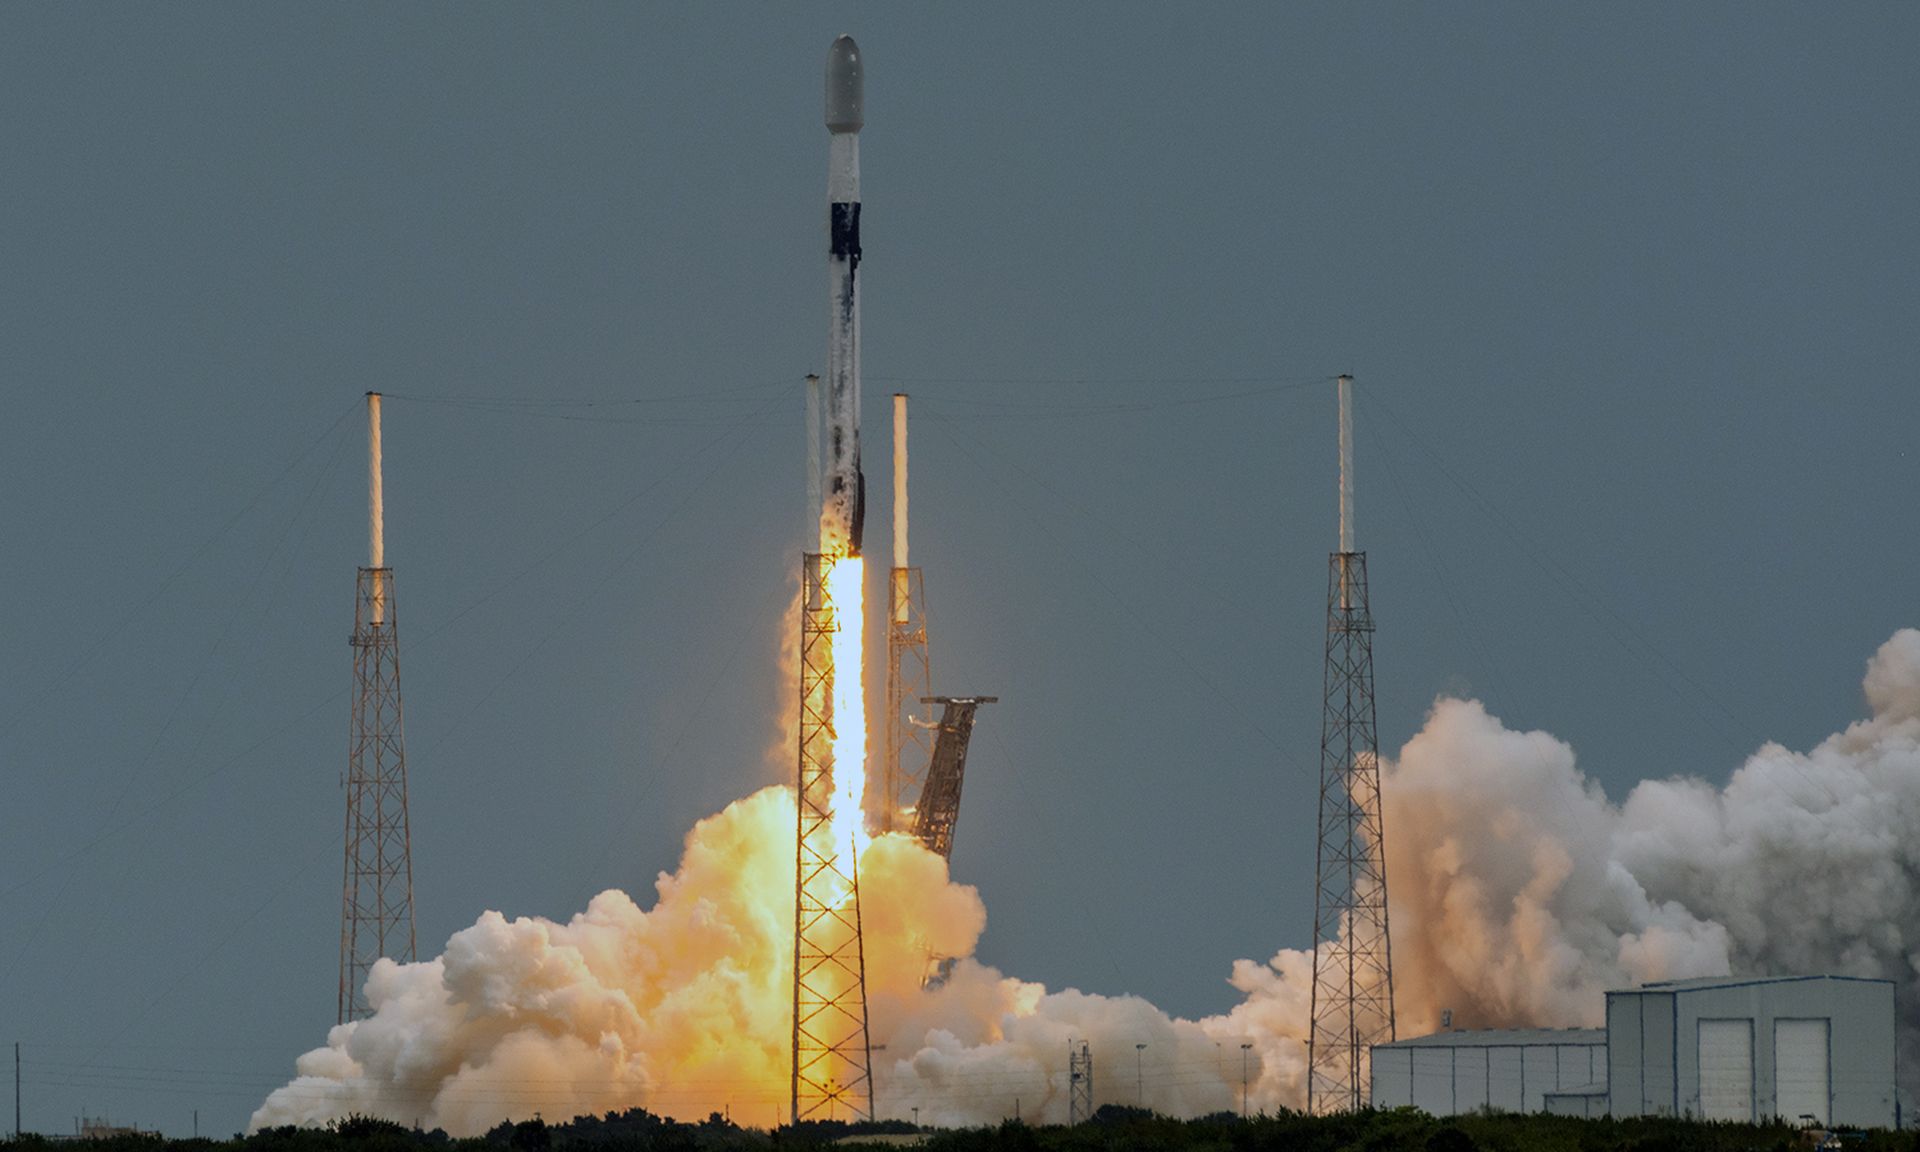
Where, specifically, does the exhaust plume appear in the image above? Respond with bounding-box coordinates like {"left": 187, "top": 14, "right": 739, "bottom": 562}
{"left": 256, "top": 631, "right": 1920, "bottom": 1130}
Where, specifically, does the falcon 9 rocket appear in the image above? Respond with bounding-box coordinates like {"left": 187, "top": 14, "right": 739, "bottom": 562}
{"left": 821, "top": 34, "right": 866, "bottom": 556}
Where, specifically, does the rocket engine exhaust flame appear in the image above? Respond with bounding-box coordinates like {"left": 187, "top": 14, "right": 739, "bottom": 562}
{"left": 257, "top": 630, "right": 1920, "bottom": 1132}
{"left": 825, "top": 555, "right": 868, "bottom": 859}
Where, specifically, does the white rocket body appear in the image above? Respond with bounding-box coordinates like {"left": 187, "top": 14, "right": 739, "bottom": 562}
{"left": 820, "top": 34, "right": 866, "bottom": 556}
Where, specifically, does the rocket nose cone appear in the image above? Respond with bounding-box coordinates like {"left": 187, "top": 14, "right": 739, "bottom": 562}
{"left": 825, "top": 34, "right": 863, "bottom": 133}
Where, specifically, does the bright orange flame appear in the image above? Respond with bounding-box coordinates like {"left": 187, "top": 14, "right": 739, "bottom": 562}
{"left": 825, "top": 555, "right": 869, "bottom": 860}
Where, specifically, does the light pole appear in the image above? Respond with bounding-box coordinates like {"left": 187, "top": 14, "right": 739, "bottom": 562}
{"left": 1135, "top": 1043, "right": 1147, "bottom": 1110}
{"left": 911, "top": 1107, "right": 919, "bottom": 1131}
{"left": 1239, "top": 1043, "right": 1253, "bottom": 1118}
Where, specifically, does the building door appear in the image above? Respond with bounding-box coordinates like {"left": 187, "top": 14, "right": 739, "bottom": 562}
{"left": 1698, "top": 1019, "right": 1753, "bottom": 1121}
{"left": 1775, "top": 1019, "right": 1830, "bottom": 1126}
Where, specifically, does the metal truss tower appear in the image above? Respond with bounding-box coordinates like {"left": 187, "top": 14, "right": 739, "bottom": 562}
{"left": 886, "top": 394, "right": 933, "bottom": 833}
{"left": 1068, "top": 1041, "right": 1094, "bottom": 1126}
{"left": 794, "top": 553, "right": 874, "bottom": 1123}
{"left": 340, "top": 392, "right": 416, "bottom": 1025}
{"left": 1308, "top": 375, "right": 1395, "bottom": 1113}
{"left": 910, "top": 697, "right": 995, "bottom": 860}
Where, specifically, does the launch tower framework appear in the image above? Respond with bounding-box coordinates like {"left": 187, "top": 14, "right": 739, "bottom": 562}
{"left": 339, "top": 393, "right": 416, "bottom": 1025}
{"left": 910, "top": 696, "right": 995, "bottom": 859}
{"left": 1307, "top": 375, "right": 1396, "bottom": 1112}
{"left": 339, "top": 568, "right": 416, "bottom": 1022}
{"left": 885, "top": 566, "right": 931, "bottom": 832}
{"left": 1069, "top": 1041, "right": 1094, "bottom": 1126}
{"left": 793, "top": 553, "right": 874, "bottom": 1123}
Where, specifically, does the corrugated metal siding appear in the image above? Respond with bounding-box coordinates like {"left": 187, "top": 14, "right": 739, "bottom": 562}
{"left": 1370, "top": 1038, "right": 1606, "bottom": 1117}
{"left": 1607, "top": 992, "right": 1639, "bottom": 1117}
{"left": 1545, "top": 1092, "right": 1607, "bottom": 1119}
{"left": 1643, "top": 992, "right": 1677, "bottom": 1116}
{"left": 1413, "top": 1049, "right": 1452, "bottom": 1114}
{"left": 1454, "top": 1047, "right": 1489, "bottom": 1113}
{"left": 1373, "top": 1048, "right": 1411, "bottom": 1109}
{"left": 1610, "top": 976, "right": 1892, "bottom": 1128}
{"left": 1522, "top": 1047, "right": 1560, "bottom": 1112}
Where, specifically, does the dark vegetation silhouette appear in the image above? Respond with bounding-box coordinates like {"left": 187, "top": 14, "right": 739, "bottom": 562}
{"left": 2, "top": 1108, "right": 1912, "bottom": 1152}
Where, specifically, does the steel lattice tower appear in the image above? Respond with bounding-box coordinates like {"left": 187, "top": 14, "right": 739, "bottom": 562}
{"left": 1068, "top": 1042, "right": 1094, "bottom": 1126}
{"left": 885, "top": 566, "right": 930, "bottom": 830}
{"left": 793, "top": 553, "right": 874, "bottom": 1123}
{"left": 1308, "top": 375, "right": 1395, "bottom": 1113}
{"left": 886, "top": 396, "right": 933, "bottom": 832}
{"left": 340, "top": 392, "right": 416, "bottom": 1024}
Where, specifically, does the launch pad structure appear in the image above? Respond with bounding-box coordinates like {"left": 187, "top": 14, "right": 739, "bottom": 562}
{"left": 1307, "top": 375, "right": 1396, "bottom": 1112}
{"left": 793, "top": 553, "right": 875, "bottom": 1123}
{"left": 885, "top": 394, "right": 933, "bottom": 834}
{"left": 340, "top": 392, "right": 417, "bottom": 1025}
{"left": 910, "top": 696, "right": 996, "bottom": 860}
{"left": 1068, "top": 1041, "right": 1094, "bottom": 1126}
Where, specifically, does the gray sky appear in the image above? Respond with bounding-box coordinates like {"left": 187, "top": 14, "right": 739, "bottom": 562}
{"left": 2, "top": 3, "right": 1916, "bottom": 1137}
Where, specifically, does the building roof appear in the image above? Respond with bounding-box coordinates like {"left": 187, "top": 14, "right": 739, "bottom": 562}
{"left": 1375, "top": 1028, "right": 1605, "bottom": 1049}
{"left": 1627, "top": 974, "right": 1896, "bottom": 993}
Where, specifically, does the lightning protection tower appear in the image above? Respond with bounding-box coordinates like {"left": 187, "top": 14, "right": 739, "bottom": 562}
{"left": 886, "top": 393, "right": 933, "bottom": 833}
{"left": 793, "top": 551, "right": 874, "bottom": 1123}
{"left": 1307, "top": 374, "right": 1395, "bottom": 1112}
{"left": 1068, "top": 1041, "right": 1094, "bottom": 1126}
{"left": 340, "top": 392, "right": 416, "bottom": 1024}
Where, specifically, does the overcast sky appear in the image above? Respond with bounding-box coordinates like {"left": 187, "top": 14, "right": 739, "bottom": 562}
{"left": 1, "top": 3, "right": 1916, "bottom": 1138}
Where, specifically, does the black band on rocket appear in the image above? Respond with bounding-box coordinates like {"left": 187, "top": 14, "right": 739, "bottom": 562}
{"left": 831, "top": 203, "right": 862, "bottom": 273}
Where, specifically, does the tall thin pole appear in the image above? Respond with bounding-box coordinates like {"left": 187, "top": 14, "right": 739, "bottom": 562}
{"left": 1135, "top": 1044, "right": 1145, "bottom": 1108}
{"left": 1240, "top": 1043, "right": 1252, "bottom": 1118}
{"left": 1337, "top": 374, "right": 1354, "bottom": 610}
{"left": 368, "top": 392, "right": 385, "bottom": 624}
{"left": 1337, "top": 374, "right": 1353, "bottom": 555}
{"left": 15, "top": 1041, "right": 21, "bottom": 1138}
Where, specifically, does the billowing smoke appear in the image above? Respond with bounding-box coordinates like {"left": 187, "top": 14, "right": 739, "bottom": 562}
{"left": 1383, "top": 628, "right": 1920, "bottom": 1073}
{"left": 255, "top": 631, "right": 1920, "bottom": 1131}
{"left": 251, "top": 788, "right": 1275, "bottom": 1132}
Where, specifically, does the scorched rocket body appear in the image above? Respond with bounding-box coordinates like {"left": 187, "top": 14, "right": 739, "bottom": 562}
{"left": 822, "top": 34, "right": 866, "bottom": 557}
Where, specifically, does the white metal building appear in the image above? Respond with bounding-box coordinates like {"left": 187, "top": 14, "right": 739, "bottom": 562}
{"left": 1606, "top": 975, "right": 1895, "bottom": 1128}
{"left": 1373, "top": 975, "right": 1897, "bottom": 1128}
{"left": 1370, "top": 1028, "right": 1607, "bottom": 1116}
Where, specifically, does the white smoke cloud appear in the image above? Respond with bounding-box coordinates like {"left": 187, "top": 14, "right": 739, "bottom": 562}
{"left": 1383, "top": 629, "right": 1920, "bottom": 1082}
{"left": 1382, "top": 697, "right": 1732, "bottom": 1035}
{"left": 255, "top": 631, "right": 1920, "bottom": 1131}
